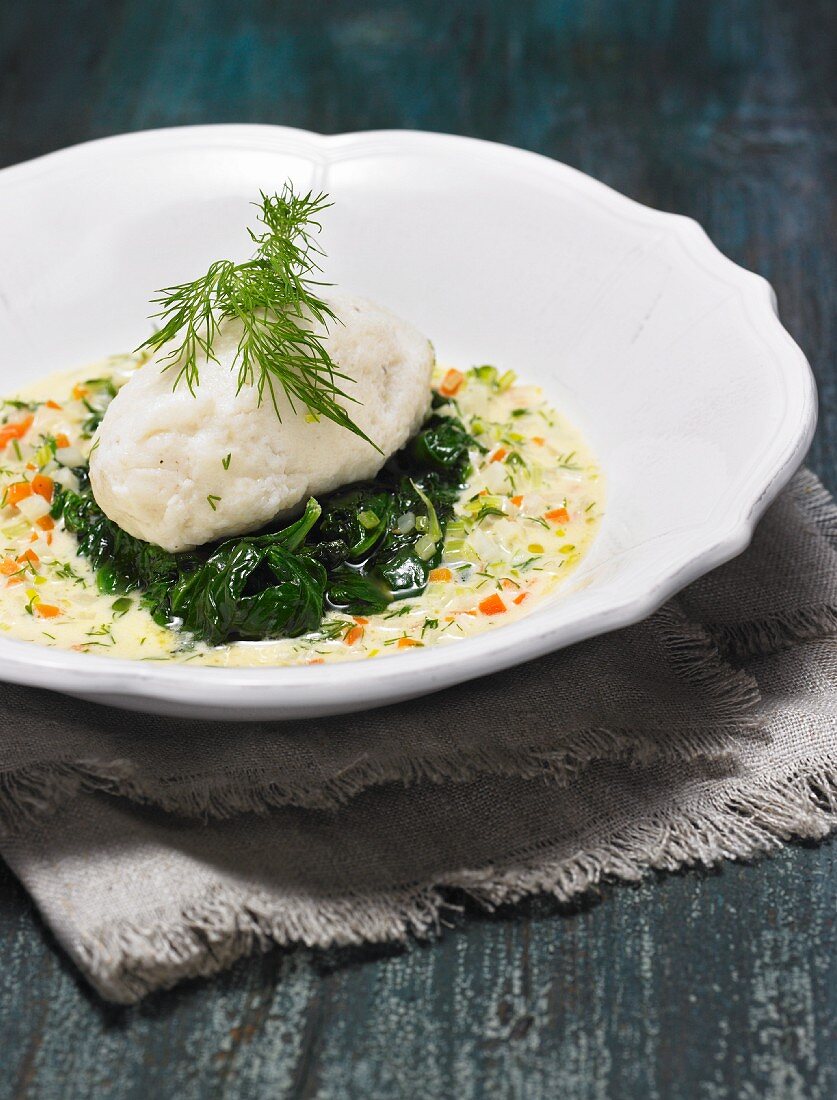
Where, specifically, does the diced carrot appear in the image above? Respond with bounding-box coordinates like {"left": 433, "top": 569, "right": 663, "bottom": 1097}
{"left": 532, "top": 436, "right": 545, "bottom": 446}
{"left": 36, "top": 515, "right": 54, "bottom": 531}
{"left": 45, "top": 400, "right": 62, "bottom": 410}
{"left": 429, "top": 567, "right": 452, "bottom": 583}
{"left": 397, "top": 638, "right": 423, "bottom": 648}
{"left": 29, "top": 531, "right": 38, "bottom": 542}
{"left": 344, "top": 625, "right": 364, "bottom": 646}
{"left": 0, "top": 559, "right": 18, "bottom": 575}
{"left": 545, "top": 507, "right": 570, "bottom": 524}
{"left": 71, "top": 383, "right": 89, "bottom": 400}
{"left": 0, "top": 415, "right": 34, "bottom": 449}
{"left": 511, "top": 495, "right": 524, "bottom": 507}
{"left": 438, "top": 368, "right": 465, "bottom": 397}
{"left": 500, "top": 578, "right": 518, "bottom": 591}
{"left": 464, "top": 608, "right": 478, "bottom": 616}
{"left": 36, "top": 604, "right": 61, "bottom": 618}
{"left": 6, "top": 482, "right": 33, "bottom": 506}
{"left": 16, "top": 548, "right": 39, "bottom": 564}
{"left": 307, "top": 658, "right": 324, "bottom": 665}
{"left": 6, "top": 576, "right": 23, "bottom": 587}
{"left": 31, "top": 473, "right": 54, "bottom": 502}
{"left": 46, "top": 532, "right": 53, "bottom": 546}
{"left": 54, "top": 433, "right": 71, "bottom": 449}
{"left": 513, "top": 592, "right": 528, "bottom": 605}
{"left": 353, "top": 615, "right": 369, "bottom": 625}
{"left": 490, "top": 447, "right": 508, "bottom": 463}
{"left": 478, "top": 593, "right": 507, "bottom": 616}
{"left": 25, "top": 462, "right": 36, "bottom": 471}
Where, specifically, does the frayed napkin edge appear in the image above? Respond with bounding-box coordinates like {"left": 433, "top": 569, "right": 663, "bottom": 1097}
{"left": 71, "top": 753, "right": 837, "bottom": 1005}
{"left": 0, "top": 718, "right": 765, "bottom": 836}
{"left": 707, "top": 469, "right": 837, "bottom": 661}
{"left": 0, "top": 607, "right": 763, "bottom": 832}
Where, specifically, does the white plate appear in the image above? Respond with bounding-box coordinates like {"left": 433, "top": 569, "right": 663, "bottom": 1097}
{"left": 0, "top": 126, "right": 816, "bottom": 720}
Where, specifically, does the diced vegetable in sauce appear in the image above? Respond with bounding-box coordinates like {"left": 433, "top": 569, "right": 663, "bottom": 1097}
{"left": 0, "top": 359, "right": 602, "bottom": 664}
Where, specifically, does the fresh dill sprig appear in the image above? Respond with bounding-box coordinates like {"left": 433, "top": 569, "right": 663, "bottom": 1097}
{"left": 137, "top": 185, "right": 377, "bottom": 447}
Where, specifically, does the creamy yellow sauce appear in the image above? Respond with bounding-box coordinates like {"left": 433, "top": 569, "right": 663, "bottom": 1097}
{"left": 0, "top": 358, "right": 602, "bottom": 664}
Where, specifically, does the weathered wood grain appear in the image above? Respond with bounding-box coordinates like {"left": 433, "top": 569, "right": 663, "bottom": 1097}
{"left": 0, "top": 1, "right": 834, "bottom": 1096}
{"left": 0, "top": 845, "right": 834, "bottom": 1099}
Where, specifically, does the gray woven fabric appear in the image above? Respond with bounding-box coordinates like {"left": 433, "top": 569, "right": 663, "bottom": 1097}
{"left": 1, "top": 469, "right": 835, "bottom": 1003}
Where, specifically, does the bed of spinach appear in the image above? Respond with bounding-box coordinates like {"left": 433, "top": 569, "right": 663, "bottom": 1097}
{"left": 51, "top": 408, "right": 476, "bottom": 647}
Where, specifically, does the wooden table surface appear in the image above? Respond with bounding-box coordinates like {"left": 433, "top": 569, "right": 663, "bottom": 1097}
{"left": 1, "top": 2, "right": 834, "bottom": 1096}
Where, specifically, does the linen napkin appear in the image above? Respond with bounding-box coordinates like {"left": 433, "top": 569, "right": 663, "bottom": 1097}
{"left": 0, "top": 469, "right": 835, "bottom": 1003}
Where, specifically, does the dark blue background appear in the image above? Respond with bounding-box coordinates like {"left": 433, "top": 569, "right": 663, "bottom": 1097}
{"left": 1, "top": 2, "right": 834, "bottom": 1096}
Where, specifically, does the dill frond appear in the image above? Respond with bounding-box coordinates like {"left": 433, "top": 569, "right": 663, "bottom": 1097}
{"left": 137, "top": 185, "right": 377, "bottom": 447}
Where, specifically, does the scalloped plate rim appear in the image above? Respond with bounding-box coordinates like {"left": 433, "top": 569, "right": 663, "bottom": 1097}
{"left": 0, "top": 125, "right": 817, "bottom": 719}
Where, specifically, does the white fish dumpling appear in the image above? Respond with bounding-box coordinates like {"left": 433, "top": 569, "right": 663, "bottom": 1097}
{"left": 89, "top": 293, "right": 434, "bottom": 552}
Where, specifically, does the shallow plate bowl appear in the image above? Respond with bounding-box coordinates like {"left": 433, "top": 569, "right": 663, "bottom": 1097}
{"left": 0, "top": 126, "right": 816, "bottom": 719}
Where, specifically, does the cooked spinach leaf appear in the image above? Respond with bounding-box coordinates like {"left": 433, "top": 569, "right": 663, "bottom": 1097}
{"left": 404, "top": 413, "right": 483, "bottom": 471}
{"left": 170, "top": 523, "right": 326, "bottom": 645}
{"left": 51, "top": 404, "right": 475, "bottom": 645}
{"left": 325, "top": 568, "right": 392, "bottom": 615}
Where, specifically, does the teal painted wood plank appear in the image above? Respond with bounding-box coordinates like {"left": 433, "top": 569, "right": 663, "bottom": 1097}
{"left": 0, "top": 844, "right": 834, "bottom": 1099}
{"left": 0, "top": 0, "right": 834, "bottom": 1096}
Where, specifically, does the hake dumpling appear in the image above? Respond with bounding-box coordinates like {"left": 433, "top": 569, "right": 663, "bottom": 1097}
{"left": 89, "top": 293, "right": 433, "bottom": 552}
